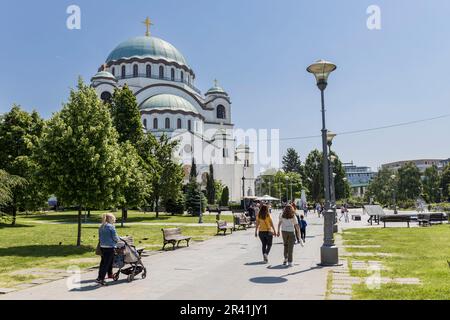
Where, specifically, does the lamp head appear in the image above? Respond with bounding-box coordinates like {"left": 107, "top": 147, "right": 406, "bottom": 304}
{"left": 327, "top": 131, "right": 337, "bottom": 145}
{"left": 307, "top": 59, "right": 337, "bottom": 90}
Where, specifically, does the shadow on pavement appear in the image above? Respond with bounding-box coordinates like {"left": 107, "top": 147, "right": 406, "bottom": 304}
{"left": 244, "top": 261, "right": 267, "bottom": 266}
{"left": 249, "top": 276, "right": 288, "bottom": 284}
{"left": 70, "top": 279, "right": 130, "bottom": 292}
{"left": 280, "top": 265, "right": 324, "bottom": 278}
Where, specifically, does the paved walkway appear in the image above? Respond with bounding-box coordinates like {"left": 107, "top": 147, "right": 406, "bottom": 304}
{"left": 1, "top": 211, "right": 329, "bottom": 300}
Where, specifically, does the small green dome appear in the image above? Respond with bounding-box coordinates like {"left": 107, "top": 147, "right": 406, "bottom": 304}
{"left": 140, "top": 94, "right": 199, "bottom": 114}
{"left": 106, "top": 36, "right": 189, "bottom": 67}
{"left": 206, "top": 85, "right": 227, "bottom": 95}
{"left": 92, "top": 71, "right": 116, "bottom": 81}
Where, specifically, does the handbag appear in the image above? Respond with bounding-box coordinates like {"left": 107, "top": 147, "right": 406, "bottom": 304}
{"left": 95, "top": 242, "right": 102, "bottom": 256}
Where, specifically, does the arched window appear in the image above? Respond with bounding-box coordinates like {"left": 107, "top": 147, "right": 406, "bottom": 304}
{"left": 217, "top": 105, "right": 226, "bottom": 119}
{"left": 171, "top": 68, "right": 175, "bottom": 81}
{"left": 133, "top": 64, "right": 139, "bottom": 77}
{"left": 188, "top": 120, "right": 192, "bottom": 132}
{"left": 111, "top": 67, "right": 115, "bottom": 76}
{"left": 180, "top": 71, "right": 184, "bottom": 83}
{"left": 177, "top": 119, "right": 182, "bottom": 129}
{"left": 146, "top": 65, "right": 151, "bottom": 78}
{"left": 165, "top": 118, "right": 170, "bottom": 129}
{"left": 153, "top": 118, "right": 158, "bottom": 129}
{"left": 121, "top": 65, "right": 126, "bottom": 79}
{"left": 100, "top": 91, "right": 112, "bottom": 103}
{"left": 143, "top": 119, "right": 147, "bottom": 129}
{"left": 159, "top": 66, "right": 164, "bottom": 79}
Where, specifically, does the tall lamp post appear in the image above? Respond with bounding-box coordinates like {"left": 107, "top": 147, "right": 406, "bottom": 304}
{"left": 307, "top": 59, "right": 340, "bottom": 266}
{"left": 242, "top": 164, "right": 247, "bottom": 211}
{"left": 391, "top": 174, "right": 398, "bottom": 214}
{"left": 327, "top": 131, "right": 338, "bottom": 233}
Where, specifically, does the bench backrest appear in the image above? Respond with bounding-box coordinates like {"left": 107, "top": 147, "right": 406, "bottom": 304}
{"left": 363, "top": 205, "right": 386, "bottom": 216}
{"left": 162, "top": 228, "right": 182, "bottom": 238}
{"left": 430, "top": 213, "right": 445, "bottom": 220}
{"left": 217, "top": 220, "right": 228, "bottom": 228}
{"left": 382, "top": 215, "right": 411, "bottom": 221}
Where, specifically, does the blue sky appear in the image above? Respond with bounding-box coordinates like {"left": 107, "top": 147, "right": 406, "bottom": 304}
{"left": 1, "top": 0, "right": 449, "bottom": 171}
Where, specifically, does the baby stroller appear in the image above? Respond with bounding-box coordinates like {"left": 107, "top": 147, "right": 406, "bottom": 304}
{"left": 112, "top": 236, "right": 147, "bottom": 283}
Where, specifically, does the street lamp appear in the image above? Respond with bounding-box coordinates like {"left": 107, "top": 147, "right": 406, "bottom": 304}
{"left": 327, "top": 131, "right": 338, "bottom": 233}
{"left": 285, "top": 176, "right": 290, "bottom": 202}
{"left": 307, "top": 59, "right": 340, "bottom": 266}
{"left": 391, "top": 174, "right": 398, "bottom": 214}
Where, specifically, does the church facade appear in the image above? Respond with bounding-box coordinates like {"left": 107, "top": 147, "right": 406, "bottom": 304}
{"left": 90, "top": 25, "right": 255, "bottom": 202}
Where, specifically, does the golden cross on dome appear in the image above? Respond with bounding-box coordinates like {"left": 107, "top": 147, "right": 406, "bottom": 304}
{"left": 142, "top": 17, "right": 153, "bottom": 37}
{"left": 214, "top": 79, "right": 218, "bottom": 87}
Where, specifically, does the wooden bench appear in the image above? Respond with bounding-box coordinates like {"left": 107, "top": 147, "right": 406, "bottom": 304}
{"left": 380, "top": 215, "right": 412, "bottom": 228}
{"left": 161, "top": 228, "right": 192, "bottom": 250}
{"left": 216, "top": 220, "right": 233, "bottom": 235}
{"left": 418, "top": 213, "right": 447, "bottom": 226}
{"left": 232, "top": 211, "right": 251, "bottom": 231}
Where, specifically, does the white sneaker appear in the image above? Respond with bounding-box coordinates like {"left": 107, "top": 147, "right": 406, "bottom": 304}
{"left": 300, "top": 239, "right": 305, "bottom": 247}
{"left": 283, "top": 259, "right": 288, "bottom": 265}
{"left": 288, "top": 262, "right": 293, "bottom": 267}
{"left": 263, "top": 254, "right": 268, "bottom": 263}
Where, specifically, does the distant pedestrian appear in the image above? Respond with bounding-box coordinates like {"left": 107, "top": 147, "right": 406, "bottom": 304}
{"left": 303, "top": 201, "right": 309, "bottom": 217}
{"left": 255, "top": 204, "right": 277, "bottom": 263}
{"left": 316, "top": 203, "right": 322, "bottom": 218}
{"left": 96, "top": 213, "right": 120, "bottom": 286}
{"left": 277, "top": 205, "right": 301, "bottom": 267}
{"left": 299, "top": 215, "right": 307, "bottom": 246}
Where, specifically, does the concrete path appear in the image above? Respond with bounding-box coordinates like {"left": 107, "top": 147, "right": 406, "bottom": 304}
{"left": 1, "top": 211, "right": 329, "bottom": 300}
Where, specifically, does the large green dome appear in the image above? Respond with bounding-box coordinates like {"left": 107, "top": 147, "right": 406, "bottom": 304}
{"left": 106, "top": 36, "right": 189, "bottom": 67}
{"left": 140, "top": 94, "right": 199, "bottom": 115}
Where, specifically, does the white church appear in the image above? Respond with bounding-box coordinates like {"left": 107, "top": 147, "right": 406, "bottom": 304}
{"left": 90, "top": 19, "right": 255, "bottom": 202}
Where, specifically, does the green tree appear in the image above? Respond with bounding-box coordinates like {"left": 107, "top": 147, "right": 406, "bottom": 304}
{"left": 330, "top": 151, "right": 351, "bottom": 200}
{"left": 35, "top": 79, "right": 123, "bottom": 246}
{"left": 304, "top": 150, "right": 324, "bottom": 203}
{"left": 117, "top": 142, "right": 152, "bottom": 227}
{"left": 206, "top": 164, "right": 216, "bottom": 205}
{"left": 109, "top": 85, "right": 144, "bottom": 146}
{"left": 366, "top": 167, "right": 397, "bottom": 206}
{"left": 220, "top": 186, "right": 230, "bottom": 206}
{"left": 185, "top": 162, "right": 207, "bottom": 215}
{"left": 397, "top": 162, "right": 422, "bottom": 201}
{"left": 282, "top": 148, "right": 304, "bottom": 178}
{"left": 441, "top": 164, "right": 450, "bottom": 202}
{"left": 0, "top": 105, "right": 47, "bottom": 225}
{"left": 190, "top": 157, "right": 198, "bottom": 180}
{"left": 423, "top": 165, "right": 441, "bottom": 203}
{"left": 0, "top": 170, "right": 26, "bottom": 208}
{"left": 138, "top": 134, "right": 183, "bottom": 218}
{"left": 215, "top": 181, "right": 224, "bottom": 204}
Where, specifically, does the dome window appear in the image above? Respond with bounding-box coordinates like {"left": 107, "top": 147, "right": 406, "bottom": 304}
{"left": 153, "top": 118, "right": 158, "bottom": 129}
{"left": 143, "top": 119, "right": 147, "bottom": 129}
{"left": 177, "top": 119, "right": 182, "bottom": 129}
{"left": 165, "top": 118, "right": 171, "bottom": 129}
{"left": 121, "top": 66, "right": 126, "bottom": 79}
{"left": 159, "top": 66, "right": 164, "bottom": 79}
{"left": 171, "top": 68, "right": 175, "bottom": 81}
{"left": 133, "top": 65, "right": 139, "bottom": 77}
{"left": 146, "top": 65, "right": 151, "bottom": 78}
{"left": 217, "top": 105, "right": 226, "bottom": 119}
{"left": 188, "top": 120, "right": 192, "bottom": 132}
{"left": 112, "top": 67, "right": 115, "bottom": 76}
{"left": 180, "top": 71, "right": 184, "bottom": 83}
{"left": 100, "top": 91, "right": 112, "bottom": 103}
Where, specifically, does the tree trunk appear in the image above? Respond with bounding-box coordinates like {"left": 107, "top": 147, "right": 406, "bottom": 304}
{"left": 121, "top": 207, "right": 126, "bottom": 228}
{"left": 11, "top": 206, "right": 17, "bottom": 226}
{"left": 87, "top": 209, "right": 91, "bottom": 218}
{"left": 77, "top": 207, "right": 82, "bottom": 247}
{"left": 155, "top": 195, "right": 160, "bottom": 219}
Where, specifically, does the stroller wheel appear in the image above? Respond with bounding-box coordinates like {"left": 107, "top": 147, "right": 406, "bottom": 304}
{"left": 127, "top": 274, "right": 134, "bottom": 283}
{"left": 142, "top": 269, "right": 147, "bottom": 279}
{"left": 113, "top": 272, "right": 120, "bottom": 282}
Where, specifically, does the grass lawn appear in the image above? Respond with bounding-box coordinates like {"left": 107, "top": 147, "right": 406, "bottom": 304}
{"left": 342, "top": 225, "right": 450, "bottom": 299}
{"left": 0, "top": 211, "right": 231, "bottom": 288}
{"left": 17, "top": 210, "right": 233, "bottom": 224}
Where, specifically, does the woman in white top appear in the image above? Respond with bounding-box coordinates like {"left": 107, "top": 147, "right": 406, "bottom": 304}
{"left": 277, "top": 205, "right": 300, "bottom": 267}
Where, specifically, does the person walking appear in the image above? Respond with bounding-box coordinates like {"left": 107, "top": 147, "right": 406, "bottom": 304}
{"left": 299, "top": 215, "right": 308, "bottom": 246}
{"left": 316, "top": 203, "right": 322, "bottom": 218}
{"left": 344, "top": 202, "right": 350, "bottom": 223}
{"left": 255, "top": 204, "right": 277, "bottom": 263}
{"left": 303, "top": 201, "right": 309, "bottom": 217}
{"left": 277, "top": 205, "right": 300, "bottom": 267}
{"left": 291, "top": 201, "right": 301, "bottom": 244}
{"left": 96, "top": 213, "right": 120, "bottom": 286}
